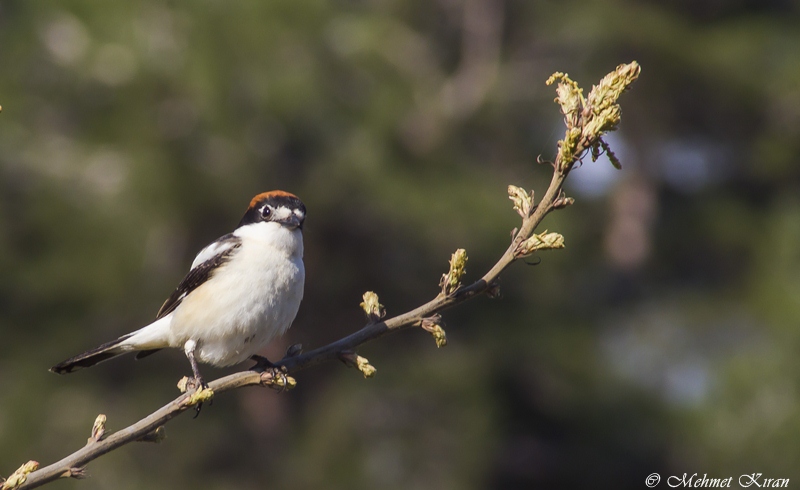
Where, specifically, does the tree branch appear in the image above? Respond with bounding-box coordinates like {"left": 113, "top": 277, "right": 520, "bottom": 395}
{"left": 4, "top": 62, "right": 640, "bottom": 490}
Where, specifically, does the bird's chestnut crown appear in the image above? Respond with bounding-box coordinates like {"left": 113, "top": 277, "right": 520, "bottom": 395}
{"left": 239, "top": 191, "right": 305, "bottom": 229}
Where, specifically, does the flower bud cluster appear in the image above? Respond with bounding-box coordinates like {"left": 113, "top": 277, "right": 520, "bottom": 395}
{"left": 508, "top": 185, "right": 534, "bottom": 218}
{"left": 421, "top": 315, "right": 447, "bottom": 348}
{"left": 441, "top": 249, "right": 468, "bottom": 295}
{"left": 516, "top": 231, "right": 565, "bottom": 257}
{"left": 546, "top": 62, "right": 640, "bottom": 172}
{"left": 360, "top": 291, "right": 385, "bottom": 322}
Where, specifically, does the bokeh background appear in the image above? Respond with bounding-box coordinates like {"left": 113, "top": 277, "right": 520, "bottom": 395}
{"left": 2, "top": 0, "right": 799, "bottom": 488}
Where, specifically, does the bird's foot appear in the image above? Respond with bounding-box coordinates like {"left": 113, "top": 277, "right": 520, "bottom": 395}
{"left": 187, "top": 375, "right": 208, "bottom": 392}
{"left": 177, "top": 375, "right": 208, "bottom": 392}
{"left": 178, "top": 376, "right": 213, "bottom": 418}
{"left": 251, "top": 355, "right": 293, "bottom": 392}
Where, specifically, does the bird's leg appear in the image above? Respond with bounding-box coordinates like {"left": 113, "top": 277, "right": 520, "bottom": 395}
{"left": 183, "top": 340, "right": 211, "bottom": 417}
{"left": 183, "top": 339, "right": 206, "bottom": 389}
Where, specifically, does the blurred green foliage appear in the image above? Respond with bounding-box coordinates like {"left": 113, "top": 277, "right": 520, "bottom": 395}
{"left": 2, "top": 0, "right": 800, "bottom": 488}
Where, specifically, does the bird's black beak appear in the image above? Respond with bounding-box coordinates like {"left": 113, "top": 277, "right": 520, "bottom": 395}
{"left": 280, "top": 214, "right": 303, "bottom": 230}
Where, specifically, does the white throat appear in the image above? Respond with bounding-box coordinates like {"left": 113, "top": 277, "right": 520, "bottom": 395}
{"left": 235, "top": 221, "right": 303, "bottom": 257}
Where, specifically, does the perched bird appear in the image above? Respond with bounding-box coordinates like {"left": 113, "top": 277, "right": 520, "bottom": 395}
{"left": 51, "top": 191, "right": 306, "bottom": 389}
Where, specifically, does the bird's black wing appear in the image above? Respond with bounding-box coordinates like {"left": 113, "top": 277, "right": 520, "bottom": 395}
{"left": 155, "top": 233, "right": 242, "bottom": 320}
{"left": 136, "top": 234, "right": 242, "bottom": 361}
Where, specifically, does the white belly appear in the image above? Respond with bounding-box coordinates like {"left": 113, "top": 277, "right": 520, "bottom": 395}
{"left": 168, "top": 238, "right": 304, "bottom": 366}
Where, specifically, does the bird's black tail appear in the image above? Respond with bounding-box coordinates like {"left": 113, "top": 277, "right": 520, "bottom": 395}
{"left": 50, "top": 333, "right": 134, "bottom": 374}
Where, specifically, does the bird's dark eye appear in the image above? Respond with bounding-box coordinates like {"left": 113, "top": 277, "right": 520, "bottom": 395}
{"left": 261, "top": 207, "right": 272, "bottom": 219}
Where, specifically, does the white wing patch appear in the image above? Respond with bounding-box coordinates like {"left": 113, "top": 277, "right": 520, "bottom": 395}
{"left": 156, "top": 233, "right": 243, "bottom": 320}
{"left": 191, "top": 234, "right": 240, "bottom": 270}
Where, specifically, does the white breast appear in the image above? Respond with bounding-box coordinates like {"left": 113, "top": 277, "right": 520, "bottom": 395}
{"left": 168, "top": 224, "right": 304, "bottom": 366}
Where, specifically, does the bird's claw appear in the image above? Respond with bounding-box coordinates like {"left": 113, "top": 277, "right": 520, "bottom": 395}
{"left": 267, "top": 366, "right": 291, "bottom": 392}
{"left": 250, "top": 356, "right": 294, "bottom": 391}
{"left": 186, "top": 375, "right": 207, "bottom": 392}
{"left": 178, "top": 376, "right": 212, "bottom": 418}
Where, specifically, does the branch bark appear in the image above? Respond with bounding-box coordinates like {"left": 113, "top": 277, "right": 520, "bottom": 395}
{"left": 6, "top": 62, "right": 640, "bottom": 490}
